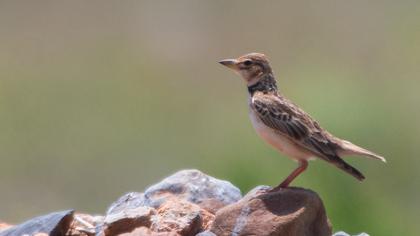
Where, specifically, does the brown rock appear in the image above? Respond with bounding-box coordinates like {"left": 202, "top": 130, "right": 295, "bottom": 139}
{"left": 151, "top": 198, "right": 213, "bottom": 236}
{"left": 196, "top": 198, "right": 227, "bottom": 215}
{"left": 67, "top": 213, "right": 103, "bottom": 236}
{"left": 198, "top": 208, "right": 214, "bottom": 231}
{"left": 0, "top": 223, "right": 12, "bottom": 232}
{"left": 118, "top": 227, "right": 180, "bottom": 236}
{"left": 209, "top": 187, "right": 332, "bottom": 236}
{"left": 102, "top": 206, "right": 156, "bottom": 236}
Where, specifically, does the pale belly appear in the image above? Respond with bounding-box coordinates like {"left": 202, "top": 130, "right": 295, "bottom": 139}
{"left": 248, "top": 108, "right": 313, "bottom": 161}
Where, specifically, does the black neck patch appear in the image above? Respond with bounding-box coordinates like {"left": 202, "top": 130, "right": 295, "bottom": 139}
{"left": 247, "top": 81, "right": 262, "bottom": 94}
{"left": 247, "top": 74, "right": 277, "bottom": 95}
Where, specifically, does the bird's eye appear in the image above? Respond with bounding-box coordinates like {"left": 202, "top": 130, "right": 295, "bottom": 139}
{"left": 243, "top": 60, "right": 252, "bottom": 66}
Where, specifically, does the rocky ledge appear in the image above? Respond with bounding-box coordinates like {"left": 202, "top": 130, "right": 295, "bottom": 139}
{"left": 0, "top": 169, "right": 368, "bottom": 236}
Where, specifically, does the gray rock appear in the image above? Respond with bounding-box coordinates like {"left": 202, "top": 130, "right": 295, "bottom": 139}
{"left": 196, "top": 230, "right": 217, "bottom": 236}
{"left": 106, "top": 170, "right": 242, "bottom": 216}
{"left": 143, "top": 169, "right": 242, "bottom": 210}
{"left": 334, "top": 232, "right": 350, "bottom": 236}
{"left": 103, "top": 170, "right": 239, "bottom": 235}
{"left": 333, "top": 232, "right": 370, "bottom": 236}
{"left": 106, "top": 192, "right": 146, "bottom": 215}
{"left": 67, "top": 213, "right": 103, "bottom": 235}
{"left": 0, "top": 210, "right": 74, "bottom": 236}
{"left": 101, "top": 206, "right": 156, "bottom": 236}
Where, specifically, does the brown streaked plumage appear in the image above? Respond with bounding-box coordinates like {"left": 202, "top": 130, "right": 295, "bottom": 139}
{"left": 219, "top": 53, "right": 385, "bottom": 190}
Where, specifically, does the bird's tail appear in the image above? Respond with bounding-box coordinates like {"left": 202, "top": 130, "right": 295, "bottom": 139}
{"left": 328, "top": 155, "right": 366, "bottom": 181}
{"left": 339, "top": 140, "right": 386, "bottom": 163}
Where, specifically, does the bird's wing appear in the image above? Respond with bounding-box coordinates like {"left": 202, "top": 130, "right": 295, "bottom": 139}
{"left": 251, "top": 93, "right": 365, "bottom": 180}
{"left": 251, "top": 93, "right": 313, "bottom": 141}
{"left": 251, "top": 93, "right": 342, "bottom": 155}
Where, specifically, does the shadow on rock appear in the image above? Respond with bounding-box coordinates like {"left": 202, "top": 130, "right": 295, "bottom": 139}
{"left": 209, "top": 186, "right": 332, "bottom": 236}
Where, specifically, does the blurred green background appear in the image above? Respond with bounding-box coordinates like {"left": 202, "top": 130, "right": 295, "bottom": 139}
{"left": 0, "top": 1, "right": 419, "bottom": 235}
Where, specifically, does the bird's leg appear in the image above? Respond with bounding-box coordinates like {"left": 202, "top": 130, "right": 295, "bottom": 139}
{"left": 270, "top": 160, "right": 308, "bottom": 192}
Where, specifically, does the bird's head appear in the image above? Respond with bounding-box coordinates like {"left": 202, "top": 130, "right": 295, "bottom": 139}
{"left": 219, "top": 53, "right": 272, "bottom": 86}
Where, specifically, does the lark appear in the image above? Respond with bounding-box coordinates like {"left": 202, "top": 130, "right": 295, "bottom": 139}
{"left": 219, "top": 53, "right": 385, "bottom": 191}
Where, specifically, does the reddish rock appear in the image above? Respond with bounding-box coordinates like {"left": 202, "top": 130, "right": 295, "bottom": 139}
{"left": 67, "top": 213, "right": 103, "bottom": 236}
{"left": 209, "top": 187, "right": 332, "bottom": 236}
{"left": 196, "top": 198, "right": 227, "bottom": 215}
{"left": 118, "top": 227, "right": 180, "bottom": 236}
{"left": 197, "top": 208, "right": 214, "bottom": 231}
{"left": 151, "top": 198, "right": 213, "bottom": 235}
{"left": 0, "top": 223, "right": 12, "bottom": 232}
{"left": 102, "top": 206, "right": 156, "bottom": 236}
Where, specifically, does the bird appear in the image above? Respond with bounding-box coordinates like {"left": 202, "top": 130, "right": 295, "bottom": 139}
{"left": 219, "top": 53, "right": 385, "bottom": 191}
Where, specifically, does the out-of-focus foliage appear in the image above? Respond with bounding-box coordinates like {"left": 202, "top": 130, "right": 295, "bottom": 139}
{"left": 0, "top": 1, "right": 419, "bottom": 235}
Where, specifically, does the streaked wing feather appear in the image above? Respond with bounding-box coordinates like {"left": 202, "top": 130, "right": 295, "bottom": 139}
{"left": 251, "top": 93, "right": 365, "bottom": 181}
{"left": 252, "top": 98, "right": 309, "bottom": 140}
{"left": 252, "top": 94, "right": 338, "bottom": 158}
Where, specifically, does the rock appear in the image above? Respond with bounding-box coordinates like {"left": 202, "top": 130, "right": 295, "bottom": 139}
{"left": 107, "top": 192, "right": 146, "bottom": 215}
{"left": 101, "top": 206, "right": 156, "bottom": 236}
{"left": 143, "top": 169, "right": 242, "bottom": 213}
{"left": 333, "top": 232, "right": 370, "bottom": 236}
{"left": 0, "top": 170, "right": 357, "bottom": 236}
{"left": 0, "top": 223, "right": 13, "bottom": 232}
{"left": 67, "top": 213, "right": 104, "bottom": 236}
{"left": 150, "top": 198, "right": 212, "bottom": 235}
{"left": 106, "top": 171, "right": 239, "bottom": 211}
{"left": 104, "top": 197, "right": 214, "bottom": 236}
{"left": 101, "top": 170, "right": 237, "bottom": 235}
{"left": 118, "top": 227, "right": 180, "bottom": 236}
{"left": 0, "top": 210, "right": 74, "bottom": 236}
{"left": 242, "top": 185, "right": 271, "bottom": 199}
{"left": 196, "top": 207, "right": 214, "bottom": 231}
{"left": 195, "top": 230, "right": 216, "bottom": 236}
{"left": 209, "top": 187, "right": 332, "bottom": 236}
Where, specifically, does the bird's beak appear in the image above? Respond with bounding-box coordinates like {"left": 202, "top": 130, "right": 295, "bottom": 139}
{"left": 218, "top": 59, "right": 238, "bottom": 70}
